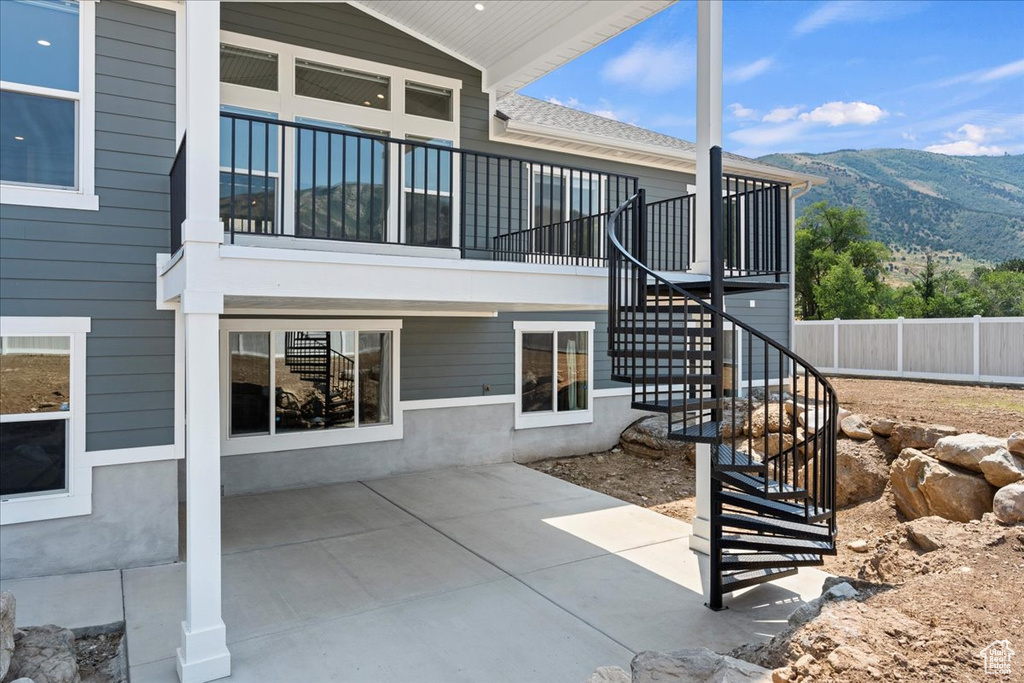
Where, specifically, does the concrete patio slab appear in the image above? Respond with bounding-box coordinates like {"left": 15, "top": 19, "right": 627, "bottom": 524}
{"left": 130, "top": 577, "right": 634, "bottom": 683}
{"left": 0, "top": 569, "right": 123, "bottom": 630}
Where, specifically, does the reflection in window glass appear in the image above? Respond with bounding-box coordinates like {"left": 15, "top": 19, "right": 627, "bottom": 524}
{"left": 275, "top": 331, "right": 355, "bottom": 432}
{"left": 405, "top": 82, "right": 452, "bottom": 121}
{"left": 0, "top": 336, "right": 70, "bottom": 416}
{"left": 296, "top": 60, "right": 389, "bottom": 109}
{"left": 229, "top": 332, "right": 270, "bottom": 436}
{"left": 358, "top": 332, "right": 392, "bottom": 425}
{"left": 294, "top": 120, "right": 388, "bottom": 241}
{"left": 220, "top": 44, "right": 278, "bottom": 91}
{"left": 0, "top": 0, "right": 79, "bottom": 92}
{"left": 0, "top": 92, "right": 76, "bottom": 188}
{"left": 557, "top": 331, "right": 588, "bottom": 412}
{"left": 0, "top": 419, "right": 67, "bottom": 496}
{"left": 404, "top": 136, "right": 452, "bottom": 247}
{"left": 533, "top": 173, "right": 564, "bottom": 228}
{"left": 220, "top": 107, "right": 280, "bottom": 235}
{"left": 521, "top": 333, "right": 553, "bottom": 413}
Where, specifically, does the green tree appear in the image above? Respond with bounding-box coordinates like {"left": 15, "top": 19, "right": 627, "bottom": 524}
{"left": 794, "top": 201, "right": 889, "bottom": 319}
{"left": 813, "top": 253, "right": 877, "bottom": 319}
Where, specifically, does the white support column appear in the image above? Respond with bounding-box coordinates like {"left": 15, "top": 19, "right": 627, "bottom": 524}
{"left": 177, "top": 3, "right": 229, "bottom": 682}
{"left": 691, "top": 1, "right": 722, "bottom": 604}
{"left": 177, "top": 293, "right": 230, "bottom": 683}
{"left": 692, "top": 0, "right": 723, "bottom": 274}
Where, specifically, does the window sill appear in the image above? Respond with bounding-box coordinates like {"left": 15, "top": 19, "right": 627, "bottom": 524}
{"left": 514, "top": 409, "right": 594, "bottom": 430}
{"left": 221, "top": 421, "right": 404, "bottom": 456}
{"left": 1, "top": 185, "right": 99, "bottom": 211}
{"left": 0, "top": 489, "right": 91, "bottom": 525}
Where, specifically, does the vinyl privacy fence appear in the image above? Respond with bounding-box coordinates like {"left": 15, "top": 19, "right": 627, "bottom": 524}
{"left": 793, "top": 316, "right": 1024, "bottom": 385}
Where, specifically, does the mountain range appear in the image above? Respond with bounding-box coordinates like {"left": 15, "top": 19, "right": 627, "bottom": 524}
{"left": 758, "top": 149, "right": 1024, "bottom": 264}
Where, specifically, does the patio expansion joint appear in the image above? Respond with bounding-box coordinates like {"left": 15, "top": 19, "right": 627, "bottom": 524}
{"left": 360, "top": 479, "right": 642, "bottom": 657}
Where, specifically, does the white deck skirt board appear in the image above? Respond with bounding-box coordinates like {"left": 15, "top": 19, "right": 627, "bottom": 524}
{"left": 350, "top": 1, "right": 673, "bottom": 96}
{"left": 163, "top": 246, "right": 612, "bottom": 311}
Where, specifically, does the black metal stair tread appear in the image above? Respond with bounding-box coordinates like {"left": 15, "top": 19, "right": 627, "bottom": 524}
{"left": 631, "top": 396, "right": 716, "bottom": 413}
{"left": 713, "top": 470, "right": 808, "bottom": 500}
{"left": 720, "top": 534, "right": 833, "bottom": 553}
{"left": 669, "top": 421, "right": 721, "bottom": 442}
{"left": 720, "top": 552, "right": 823, "bottom": 569}
{"left": 720, "top": 567, "right": 798, "bottom": 592}
{"left": 718, "top": 512, "right": 831, "bottom": 540}
{"left": 616, "top": 374, "right": 717, "bottom": 385}
{"left": 718, "top": 490, "right": 832, "bottom": 523}
{"left": 612, "top": 326, "right": 712, "bottom": 337}
{"left": 712, "top": 444, "right": 766, "bottom": 472}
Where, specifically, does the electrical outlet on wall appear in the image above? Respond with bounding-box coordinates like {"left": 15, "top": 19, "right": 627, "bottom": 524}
{"left": 482, "top": 384, "right": 492, "bottom": 394}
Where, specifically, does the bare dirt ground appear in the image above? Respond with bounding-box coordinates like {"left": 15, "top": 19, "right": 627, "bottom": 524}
{"left": 527, "top": 377, "right": 1024, "bottom": 682}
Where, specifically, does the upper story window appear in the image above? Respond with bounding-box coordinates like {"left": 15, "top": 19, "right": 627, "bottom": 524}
{"left": 405, "top": 82, "right": 452, "bottom": 121}
{"left": 0, "top": 0, "right": 95, "bottom": 210}
{"left": 220, "top": 44, "right": 278, "bottom": 92}
{"left": 296, "top": 60, "right": 390, "bottom": 110}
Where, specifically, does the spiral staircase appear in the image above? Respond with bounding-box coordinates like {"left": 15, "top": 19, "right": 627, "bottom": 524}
{"left": 607, "top": 147, "right": 838, "bottom": 610}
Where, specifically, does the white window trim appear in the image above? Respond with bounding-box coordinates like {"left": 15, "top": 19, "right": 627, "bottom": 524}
{"left": 0, "top": 1, "right": 98, "bottom": 211}
{"left": 219, "top": 318, "right": 403, "bottom": 456}
{"left": 0, "top": 317, "right": 90, "bottom": 524}
{"left": 218, "top": 30, "right": 461, "bottom": 245}
{"left": 513, "top": 320, "right": 595, "bottom": 430}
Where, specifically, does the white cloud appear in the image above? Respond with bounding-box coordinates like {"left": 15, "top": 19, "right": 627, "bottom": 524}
{"left": 901, "top": 131, "right": 917, "bottom": 142}
{"left": 935, "top": 58, "right": 1024, "bottom": 88}
{"left": 799, "top": 101, "right": 888, "bottom": 126}
{"left": 924, "top": 123, "right": 1008, "bottom": 156}
{"left": 762, "top": 106, "right": 802, "bottom": 123}
{"left": 590, "top": 109, "right": 620, "bottom": 121}
{"left": 602, "top": 40, "right": 693, "bottom": 93}
{"left": 725, "top": 57, "right": 773, "bottom": 84}
{"left": 546, "top": 96, "right": 579, "bottom": 108}
{"left": 730, "top": 121, "right": 808, "bottom": 148}
{"left": 793, "top": 0, "right": 925, "bottom": 37}
{"left": 728, "top": 103, "right": 758, "bottom": 119}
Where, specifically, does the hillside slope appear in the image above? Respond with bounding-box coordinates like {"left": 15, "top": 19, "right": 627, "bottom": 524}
{"left": 758, "top": 149, "right": 1024, "bottom": 263}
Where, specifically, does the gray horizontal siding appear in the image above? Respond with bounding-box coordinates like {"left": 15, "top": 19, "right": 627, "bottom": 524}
{"left": 401, "top": 311, "right": 614, "bottom": 401}
{"left": 0, "top": 0, "right": 176, "bottom": 452}
{"left": 726, "top": 288, "right": 792, "bottom": 384}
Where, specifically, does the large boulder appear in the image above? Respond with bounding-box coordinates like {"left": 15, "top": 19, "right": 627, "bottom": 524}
{"left": 620, "top": 415, "right": 695, "bottom": 461}
{"left": 1, "top": 591, "right": 13, "bottom": 681}
{"left": 869, "top": 417, "right": 896, "bottom": 437}
{"left": 631, "top": 649, "right": 773, "bottom": 683}
{"left": 840, "top": 415, "right": 873, "bottom": 440}
{"left": 904, "top": 516, "right": 956, "bottom": 552}
{"left": 835, "top": 440, "right": 889, "bottom": 507}
{"left": 889, "top": 422, "right": 958, "bottom": 452}
{"left": 992, "top": 483, "right": 1024, "bottom": 524}
{"left": 933, "top": 433, "right": 1008, "bottom": 473}
{"left": 1007, "top": 431, "right": 1024, "bottom": 457}
{"left": 5, "top": 624, "right": 81, "bottom": 683}
{"left": 587, "top": 667, "right": 631, "bottom": 683}
{"left": 890, "top": 448, "right": 995, "bottom": 522}
{"left": 745, "top": 404, "right": 792, "bottom": 438}
{"left": 979, "top": 449, "right": 1024, "bottom": 487}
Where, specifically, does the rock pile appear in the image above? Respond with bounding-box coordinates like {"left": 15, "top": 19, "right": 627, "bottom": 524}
{"left": 588, "top": 648, "right": 774, "bottom": 683}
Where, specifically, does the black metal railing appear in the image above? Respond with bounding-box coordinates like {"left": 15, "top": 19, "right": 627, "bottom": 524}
{"left": 723, "top": 173, "right": 789, "bottom": 280}
{"left": 645, "top": 194, "right": 695, "bottom": 271}
{"left": 218, "top": 111, "right": 638, "bottom": 265}
{"left": 169, "top": 135, "right": 186, "bottom": 254}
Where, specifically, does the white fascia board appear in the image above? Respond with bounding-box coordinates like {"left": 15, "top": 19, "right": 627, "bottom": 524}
{"left": 497, "top": 119, "right": 826, "bottom": 186}
{"left": 211, "top": 246, "right": 610, "bottom": 309}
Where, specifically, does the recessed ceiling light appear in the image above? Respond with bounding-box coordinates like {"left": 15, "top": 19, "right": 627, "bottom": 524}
{"left": 474, "top": 3, "right": 485, "bottom": 10}
{"left": 376, "top": 93, "right": 385, "bottom": 99}
{"left": 14, "top": 136, "right": 25, "bottom": 141}
{"left": 363, "top": 100, "right": 371, "bottom": 106}
{"left": 37, "top": 39, "right": 51, "bottom": 47}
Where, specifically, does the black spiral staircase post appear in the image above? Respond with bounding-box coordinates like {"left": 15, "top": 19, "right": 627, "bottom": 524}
{"left": 708, "top": 146, "right": 725, "bottom": 610}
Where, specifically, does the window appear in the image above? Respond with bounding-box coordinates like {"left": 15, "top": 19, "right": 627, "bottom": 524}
{"left": 0, "top": 0, "right": 95, "bottom": 209}
{"left": 405, "top": 82, "right": 452, "bottom": 121}
{"left": 296, "top": 60, "right": 390, "bottom": 110}
{"left": 514, "top": 321, "right": 594, "bottom": 429}
{"left": 220, "top": 44, "right": 278, "bottom": 91}
{"left": 403, "top": 135, "right": 452, "bottom": 247}
{"left": 0, "top": 319, "right": 88, "bottom": 508}
{"left": 220, "top": 106, "right": 280, "bottom": 235}
{"left": 222, "top": 320, "right": 402, "bottom": 455}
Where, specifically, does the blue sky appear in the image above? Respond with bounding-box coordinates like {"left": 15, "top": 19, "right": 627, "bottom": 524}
{"left": 521, "top": 0, "right": 1024, "bottom": 158}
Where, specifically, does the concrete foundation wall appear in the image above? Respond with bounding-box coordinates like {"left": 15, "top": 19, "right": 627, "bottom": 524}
{"left": 222, "top": 395, "right": 645, "bottom": 495}
{"left": 0, "top": 460, "right": 179, "bottom": 580}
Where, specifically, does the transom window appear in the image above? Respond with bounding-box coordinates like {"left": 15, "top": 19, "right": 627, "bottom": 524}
{"left": 514, "top": 321, "right": 594, "bottom": 429}
{"left": 1, "top": 0, "right": 94, "bottom": 204}
{"left": 221, "top": 320, "right": 403, "bottom": 455}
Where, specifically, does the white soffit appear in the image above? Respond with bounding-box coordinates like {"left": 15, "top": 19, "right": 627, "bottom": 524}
{"left": 349, "top": 0, "right": 674, "bottom": 96}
